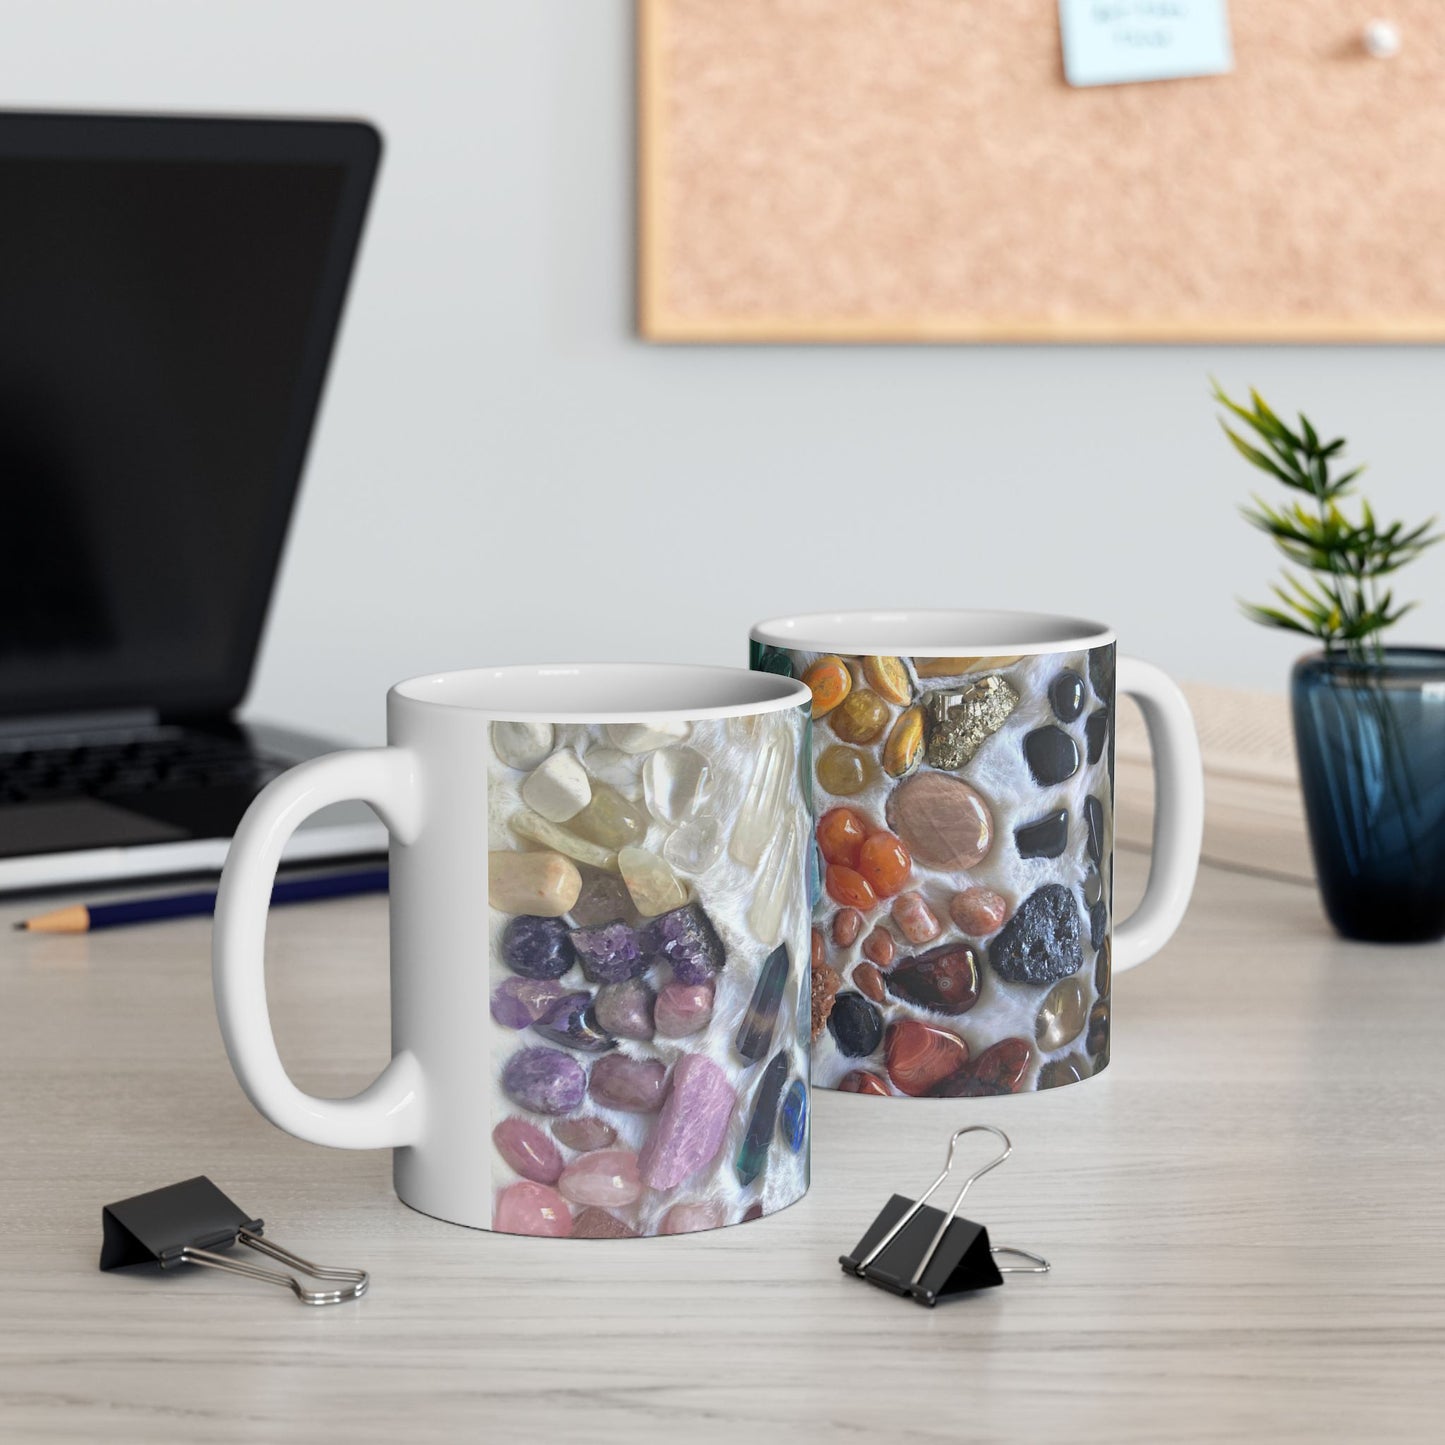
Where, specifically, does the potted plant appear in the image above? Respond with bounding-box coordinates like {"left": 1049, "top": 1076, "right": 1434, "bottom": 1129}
{"left": 1216, "top": 383, "right": 1445, "bottom": 943}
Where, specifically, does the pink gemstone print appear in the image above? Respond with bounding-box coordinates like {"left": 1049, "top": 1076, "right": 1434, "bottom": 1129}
{"left": 637, "top": 1054, "right": 736, "bottom": 1191}
{"left": 487, "top": 707, "right": 813, "bottom": 1236}
{"left": 556, "top": 1150, "right": 643, "bottom": 1209}
{"left": 493, "top": 1181, "right": 572, "bottom": 1237}
{"left": 491, "top": 1116, "right": 564, "bottom": 1184}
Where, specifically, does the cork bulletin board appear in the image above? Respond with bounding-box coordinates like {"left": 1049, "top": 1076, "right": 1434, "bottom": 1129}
{"left": 637, "top": 0, "right": 1445, "bottom": 342}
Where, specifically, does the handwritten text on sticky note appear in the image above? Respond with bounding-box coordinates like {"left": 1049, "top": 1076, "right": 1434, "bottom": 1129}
{"left": 1059, "top": 1, "right": 1233, "bottom": 87}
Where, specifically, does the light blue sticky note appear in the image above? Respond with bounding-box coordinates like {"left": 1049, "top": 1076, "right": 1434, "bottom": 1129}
{"left": 1059, "top": 0, "right": 1233, "bottom": 87}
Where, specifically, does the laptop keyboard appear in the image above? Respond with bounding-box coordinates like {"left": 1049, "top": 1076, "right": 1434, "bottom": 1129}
{"left": 0, "top": 728, "right": 288, "bottom": 806}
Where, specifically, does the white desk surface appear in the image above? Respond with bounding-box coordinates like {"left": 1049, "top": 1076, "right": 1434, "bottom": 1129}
{"left": 2, "top": 850, "right": 1442, "bottom": 1444}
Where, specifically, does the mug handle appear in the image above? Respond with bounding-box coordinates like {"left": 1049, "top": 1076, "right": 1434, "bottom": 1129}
{"left": 212, "top": 747, "right": 427, "bottom": 1148}
{"left": 1112, "top": 659, "right": 1205, "bottom": 974}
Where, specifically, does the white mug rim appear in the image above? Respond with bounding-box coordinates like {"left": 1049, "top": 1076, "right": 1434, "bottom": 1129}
{"left": 389, "top": 661, "right": 811, "bottom": 723}
{"left": 750, "top": 608, "right": 1115, "bottom": 657}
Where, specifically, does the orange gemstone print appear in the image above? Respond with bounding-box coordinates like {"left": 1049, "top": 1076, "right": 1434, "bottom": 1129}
{"left": 817, "top": 807, "right": 869, "bottom": 868}
{"left": 825, "top": 863, "right": 877, "bottom": 911}
{"left": 855, "top": 831, "right": 911, "bottom": 897}
{"left": 800, "top": 656, "right": 851, "bottom": 718}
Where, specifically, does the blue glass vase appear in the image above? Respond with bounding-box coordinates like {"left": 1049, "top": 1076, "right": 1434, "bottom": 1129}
{"left": 1291, "top": 648, "right": 1445, "bottom": 943}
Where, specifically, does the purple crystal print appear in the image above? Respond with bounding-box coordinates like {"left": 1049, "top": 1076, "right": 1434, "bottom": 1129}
{"left": 637, "top": 1053, "right": 736, "bottom": 1190}
{"left": 501, "top": 1047, "right": 587, "bottom": 1116}
{"left": 638, "top": 901, "right": 725, "bottom": 984}
{"left": 531, "top": 991, "right": 616, "bottom": 1053}
{"left": 487, "top": 707, "right": 812, "bottom": 1237}
{"left": 491, "top": 977, "right": 571, "bottom": 1030}
{"left": 569, "top": 921, "right": 644, "bottom": 983}
{"left": 502, "top": 915, "right": 575, "bottom": 979}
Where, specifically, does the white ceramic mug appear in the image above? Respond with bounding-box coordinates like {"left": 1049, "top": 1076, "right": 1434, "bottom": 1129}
{"left": 213, "top": 663, "right": 814, "bottom": 1237}
{"left": 749, "top": 611, "right": 1205, "bottom": 1096}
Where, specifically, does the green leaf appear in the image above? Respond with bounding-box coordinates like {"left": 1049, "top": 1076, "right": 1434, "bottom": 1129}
{"left": 1239, "top": 602, "right": 1318, "bottom": 638}
{"left": 1222, "top": 425, "right": 1297, "bottom": 485}
{"left": 1249, "top": 388, "right": 1297, "bottom": 444}
{"left": 1272, "top": 577, "right": 1333, "bottom": 628}
{"left": 1222, "top": 385, "right": 1434, "bottom": 652}
{"left": 1216, "top": 383, "right": 1298, "bottom": 453}
{"left": 1396, "top": 518, "right": 1441, "bottom": 549}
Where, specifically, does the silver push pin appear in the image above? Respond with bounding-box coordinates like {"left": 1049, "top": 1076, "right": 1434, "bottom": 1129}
{"left": 101, "top": 1176, "right": 368, "bottom": 1306}
{"left": 839, "top": 1125, "right": 1049, "bottom": 1306}
{"left": 1363, "top": 20, "right": 1401, "bottom": 58}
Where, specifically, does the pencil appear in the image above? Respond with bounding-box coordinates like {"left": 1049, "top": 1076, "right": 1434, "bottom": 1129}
{"left": 15, "top": 867, "right": 389, "bottom": 934}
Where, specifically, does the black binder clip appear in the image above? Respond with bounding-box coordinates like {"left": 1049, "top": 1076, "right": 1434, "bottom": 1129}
{"left": 839, "top": 1125, "right": 1049, "bottom": 1307}
{"left": 100, "top": 1176, "right": 368, "bottom": 1306}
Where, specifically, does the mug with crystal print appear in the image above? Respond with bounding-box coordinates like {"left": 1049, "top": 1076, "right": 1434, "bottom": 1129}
{"left": 750, "top": 612, "right": 1204, "bottom": 1097}
{"left": 213, "top": 663, "right": 814, "bottom": 1238}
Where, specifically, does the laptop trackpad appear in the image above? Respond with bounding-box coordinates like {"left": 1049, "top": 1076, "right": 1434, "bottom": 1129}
{"left": 0, "top": 800, "right": 188, "bottom": 858}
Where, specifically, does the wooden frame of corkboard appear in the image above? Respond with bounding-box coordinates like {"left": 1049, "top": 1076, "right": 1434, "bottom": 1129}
{"left": 637, "top": 0, "right": 1445, "bottom": 343}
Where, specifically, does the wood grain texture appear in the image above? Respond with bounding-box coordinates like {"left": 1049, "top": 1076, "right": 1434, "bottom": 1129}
{"left": 2, "top": 852, "right": 1443, "bottom": 1443}
{"left": 639, "top": 0, "right": 1445, "bottom": 342}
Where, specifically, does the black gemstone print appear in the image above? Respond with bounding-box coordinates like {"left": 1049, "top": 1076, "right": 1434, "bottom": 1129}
{"left": 1084, "top": 795, "right": 1105, "bottom": 865}
{"left": 1048, "top": 670, "right": 1085, "bottom": 723}
{"left": 1090, "top": 901, "right": 1108, "bottom": 950}
{"left": 736, "top": 1051, "right": 788, "bottom": 1186}
{"left": 828, "top": 991, "right": 884, "bottom": 1057}
{"left": 1082, "top": 867, "right": 1103, "bottom": 908}
{"left": 1085, "top": 708, "right": 1109, "bottom": 765}
{"left": 1088, "top": 644, "right": 1115, "bottom": 702}
{"left": 1037, "top": 1055, "right": 1087, "bottom": 1090}
{"left": 1023, "top": 726, "right": 1081, "bottom": 787}
{"left": 1015, "top": 809, "right": 1069, "bottom": 859}
{"left": 1088, "top": 1000, "right": 1109, "bottom": 1057}
{"left": 989, "top": 884, "right": 1085, "bottom": 985}
{"left": 884, "top": 944, "right": 980, "bottom": 1014}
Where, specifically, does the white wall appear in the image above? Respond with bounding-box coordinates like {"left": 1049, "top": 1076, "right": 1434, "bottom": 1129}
{"left": 7, "top": 0, "right": 1444, "bottom": 743}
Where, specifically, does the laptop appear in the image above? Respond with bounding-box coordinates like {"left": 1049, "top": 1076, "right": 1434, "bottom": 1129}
{"left": 0, "top": 112, "right": 387, "bottom": 892}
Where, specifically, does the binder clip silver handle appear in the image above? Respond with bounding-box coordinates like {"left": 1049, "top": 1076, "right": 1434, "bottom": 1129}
{"left": 101, "top": 1176, "right": 369, "bottom": 1307}
{"left": 180, "top": 1228, "right": 369, "bottom": 1306}
{"left": 840, "top": 1126, "right": 1050, "bottom": 1306}
{"left": 992, "top": 1246, "right": 1051, "bottom": 1273}
{"left": 854, "top": 1125, "right": 1017, "bottom": 1284}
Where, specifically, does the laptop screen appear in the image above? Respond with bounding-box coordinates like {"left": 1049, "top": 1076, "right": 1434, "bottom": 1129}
{"left": 0, "top": 115, "right": 378, "bottom": 720}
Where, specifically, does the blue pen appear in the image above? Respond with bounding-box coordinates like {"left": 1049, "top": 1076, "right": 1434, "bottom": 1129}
{"left": 15, "top": 867, "right": 389, "bottom": 933}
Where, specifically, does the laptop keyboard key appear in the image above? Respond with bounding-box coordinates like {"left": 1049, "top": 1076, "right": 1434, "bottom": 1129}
{"left": 0, "top": 732, "right": 287, "bottom": 804}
